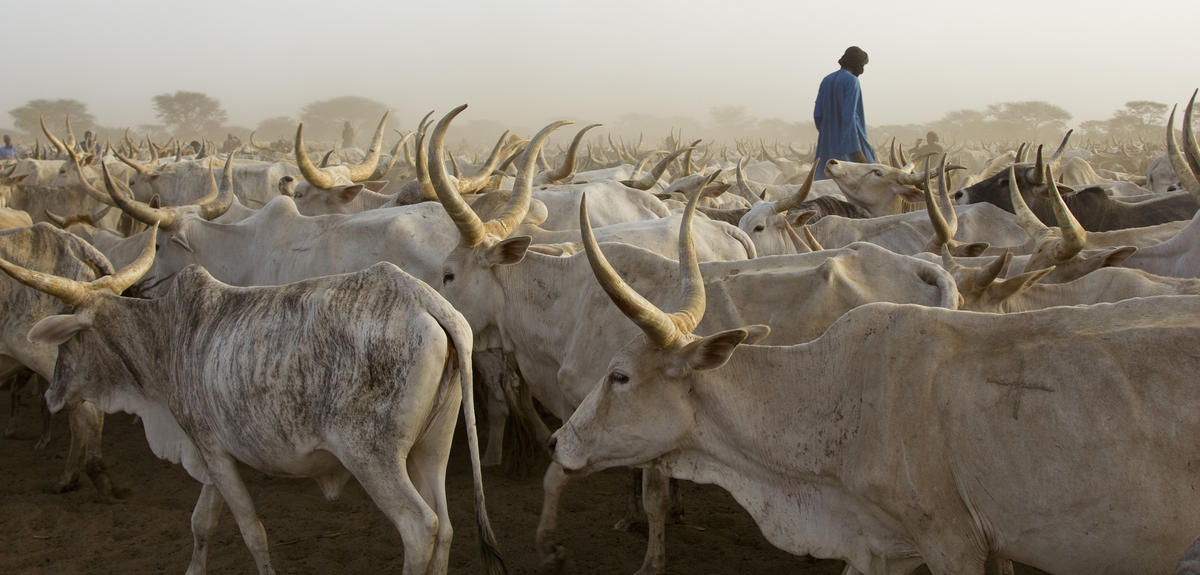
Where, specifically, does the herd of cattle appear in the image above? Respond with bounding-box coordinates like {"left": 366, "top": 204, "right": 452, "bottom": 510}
{"left": 2, "top": 89, "right": 1200, "bottom": 575}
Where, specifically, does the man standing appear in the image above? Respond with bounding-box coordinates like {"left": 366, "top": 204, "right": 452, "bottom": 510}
{"left": 813, "top": 46, "right": 876, "bottom": 180}
{"left": 0, "top": 135, "right": 18, "bottom": 160}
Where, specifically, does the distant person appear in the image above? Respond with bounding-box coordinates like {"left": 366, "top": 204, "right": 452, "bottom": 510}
{"left": 909, "top": 130, "right": 945, "bottom": 161}
{"left": 82, "top": 130, "right": 100, "bottom": 155}
{"left": 0, "top": 135, "right": 17, "bottom": 160}
{"left": 221, "top": 132, "right": 241, "bottom": 154}
{"left": 341, "top": 121, "right": 356, "bottom": 149}
{"left": 813, "top": 46, "right": 877, "bottom": 180}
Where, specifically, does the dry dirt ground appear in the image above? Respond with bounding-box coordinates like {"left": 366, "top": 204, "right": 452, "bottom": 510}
{"left": 0, "top": 386, "right": 1047, "bottom": 574}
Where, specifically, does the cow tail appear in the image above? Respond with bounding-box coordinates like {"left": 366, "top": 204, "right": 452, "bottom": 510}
{"left": 442, "top": 311, "right": 507, "bottom": 575}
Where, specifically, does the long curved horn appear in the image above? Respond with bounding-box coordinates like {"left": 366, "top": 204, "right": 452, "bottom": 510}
{"left": 147, "top": 135, "right": 159, "bottom": 164}
{"left": 64, "top": 116, "right": 76, "bottom": 150}
{"left": 489, "top": 119, "right": 572, "bottom": 238}
{"left": 196, "top": 152, "right": 235, "bottom": 220}
{"left": 630, "top": 150, "right": 667, "bottom": 180}
{"left": 429, "top": 105, "right": 487, "bottom": 246}
{"left": 113, "top": 145, "right": 151, "bottom": 174}
{"left": 0, "top": 251, "right": 89, "bottom": 305}
{"left": 124, "top": 129, "right": 139, "bottom": 155}
{"left": 413, "top": 129, "right": 437, "bottom": 200}
{"left": 294, "top": 123, "right": 336, "bottom": 190}
{"left": 1183, "top": 89, "right": 1200, "bottom": 183}
{"left": 1045, "top": 165, "right": 1086, "bottom": 260}
{"left": 0, "top": 220, "right": 159, "bottom": 305}
{"left": 1028, "top": 145, "right": 1046, "bottom": 186}
{"left": 1167, "top": 104, "right": 1200, "bottom": 196}
{"left": 345, "top": 110, "right": 390, "bottom": 182}
{"left": 369, "top": 131, "right": 413, "bottom": 180}
{"left": 65, "top": 146, "right": 116, "bottom": 206}
{"left": 40, "top": 115, "right": 68, "bottom": 154}
{"left": 621, "top": 146, "right": 693, "bottom": 190}
{"left": 1049, "top": 129, "right": 1073, "bottom": 166}
{"left": 44, "top": 209, "right": 69, "bottom": 227}
{"left": 732, "top": 157, "right": 760, "bottom": 204}
{"left": 541, "top": 124, "right": 601, "bottom": 184}
{"left": 454, "top": 129, "right": 512, "bottom": 193}
{"left": 93, "top": 224, "right": 159, "bottom": 296}
{"left": 897, "top": 142, "right": 909, "bottom": 166}
{"left": 925, "top": 156, "right": 956, "bottom": 246}
{"left": 1008, "top": 166, "right": 1049, "bottom": 238}
{"left": 889, "top": 138, "right": 900, "bottom": 168}
{"left": 102, "top": 162, "right": 178, "bottom": 228}
{"left": 579, "top": 184, "right": 705, "bottom": 348}
{"left": 318, "top": 148, "right": 335, "bottom": 168}
{"left": 1014, "top": 142, "right": 1028, "bottom": 163}
{"left": 774, "top": 161, "right": 817, "bottom": 213}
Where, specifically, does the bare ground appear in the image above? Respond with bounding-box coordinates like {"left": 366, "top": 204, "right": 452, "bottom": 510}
{"left": 0, "top": 385, "right": 1045, "bottom": 574}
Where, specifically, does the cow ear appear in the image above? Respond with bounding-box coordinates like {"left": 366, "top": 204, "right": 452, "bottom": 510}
{"left": 362, "top": 180, "right": 389, "bottom": 193}
{"left": 683, "top": 328, "right": 752, "bottom": 372}
{"left": 1099, "top": 246, "right": 1137, "bottom": 267}
{"left": 29, "top": 312, "right": 94, "bottom": 346}
{"left": 987, "top": 266, "right": 1055, "bottom": 302}
{"left": 789, "top": 210, "right": 816, "bottom": 227}
{"left": 899, "top": 187, "right": 925, "bottom": 203}
{"left": 742, "top": 324, "right": 771, "bottom": 345}
{"left": 950, "top": 241, "right": 990, "bottom": 258}
{"left": 337, "top": 184, "right": 364, "bottom": 203}
{"left": 486, "top": 236, "right": 532, "bottom": 266}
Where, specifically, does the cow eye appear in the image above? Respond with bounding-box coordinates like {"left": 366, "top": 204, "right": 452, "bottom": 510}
{"left": 608, "top": 371, "right": 629, "bottom": 386}
{"left": 871, "top": 169, "right": 883, "bottom": 177}
{"left": 442, "top": 272, "right": 455, "bottom": 285}
{"left": 294, "top": 192, "right": 304, "bottom": 199}
{"left": 753, "top": 225, "right": 764, "bottom": 232}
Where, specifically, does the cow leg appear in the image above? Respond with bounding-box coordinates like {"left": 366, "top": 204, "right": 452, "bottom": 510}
{"left": 35, "top": 374, "right": 51, "bottom": 449}
{"left": 205, "top": 455, "right": 275, "bottom": 575}
{"left": 4, "top": 369, "right": 32, "bottom": 438}
{"left": 56, "top": 400, "right": 117, "bottom": 498}
{"left": 474, "top": 350, "right": 509, "bottom": 467}
{"left": 352, "top": 460, "right": 439, "bottom": 575}
{"left": 536, "top": 462, "right": 571, "bottom": 572}
{"left": 614, "top": 469, "right": 643, "bottom": 532}
{"left": 405, "top": 395, "right": 459, "bottom": 575}
{"left": 636, "top": 466, "right": 670, "bottom": 575}
{"left": 985, "top": 557, "right": 1014, "bottom": 575}
{"left": 185, "top": 483, "right": 225, "bottom": 575}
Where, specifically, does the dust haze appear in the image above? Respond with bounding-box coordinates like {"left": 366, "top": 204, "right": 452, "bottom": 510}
{"left": 2, "top": 0, "right": 1196, "bottom": 150}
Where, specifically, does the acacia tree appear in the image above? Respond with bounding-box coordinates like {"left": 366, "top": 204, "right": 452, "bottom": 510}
{"left": 8, "top": 98, "right": 95, "bottom": 136}
{"left": 152, "top": 91, "right": 228, "bottom": 138}
{"left": 299, "top": 96, "right": 389, "bottom": 143}
{"left": 1107, "top": 100, "right": 1168, "bottom": 139}
{"left": 985, "top": 101, "right": 1071, "bottom": 140}
{"left": 253, "top": 116, "right": 297, "bottom": 142}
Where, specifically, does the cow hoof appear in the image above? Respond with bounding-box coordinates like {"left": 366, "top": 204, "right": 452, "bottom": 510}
{"left": 612, "top": 518, "right": 647, "bottom": 534}
{"left": 55, "top": 476, "right": 80, "bottom": 493}
{"left": 537, "top": 544, "right": 566, "bottom": 575}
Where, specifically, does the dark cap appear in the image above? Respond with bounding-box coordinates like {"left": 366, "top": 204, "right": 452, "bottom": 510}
{"left": 838, "top": 46, "right": 869, "bottom": 69}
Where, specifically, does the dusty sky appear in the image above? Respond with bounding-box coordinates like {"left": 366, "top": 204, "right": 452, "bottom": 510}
{"left": 3, "top": 0, "right": 1197, "bottom": 132}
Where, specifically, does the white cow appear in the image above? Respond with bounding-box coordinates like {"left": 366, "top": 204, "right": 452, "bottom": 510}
{"left": 551, "top": 205, "right": 1200, "bottom": 574}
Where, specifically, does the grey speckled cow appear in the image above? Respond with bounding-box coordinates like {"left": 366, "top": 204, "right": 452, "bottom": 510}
{"left": 0, "top": 228, "right": 505, "bottom": 575}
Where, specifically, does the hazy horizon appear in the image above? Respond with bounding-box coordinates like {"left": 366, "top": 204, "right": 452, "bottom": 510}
{"left": 3, "top": 0, "right": 1196, "bottom": 139}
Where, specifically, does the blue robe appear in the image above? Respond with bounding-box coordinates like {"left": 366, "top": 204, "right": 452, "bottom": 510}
{"left": 813, "top": 68, "right": 876, "bottom": 180}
